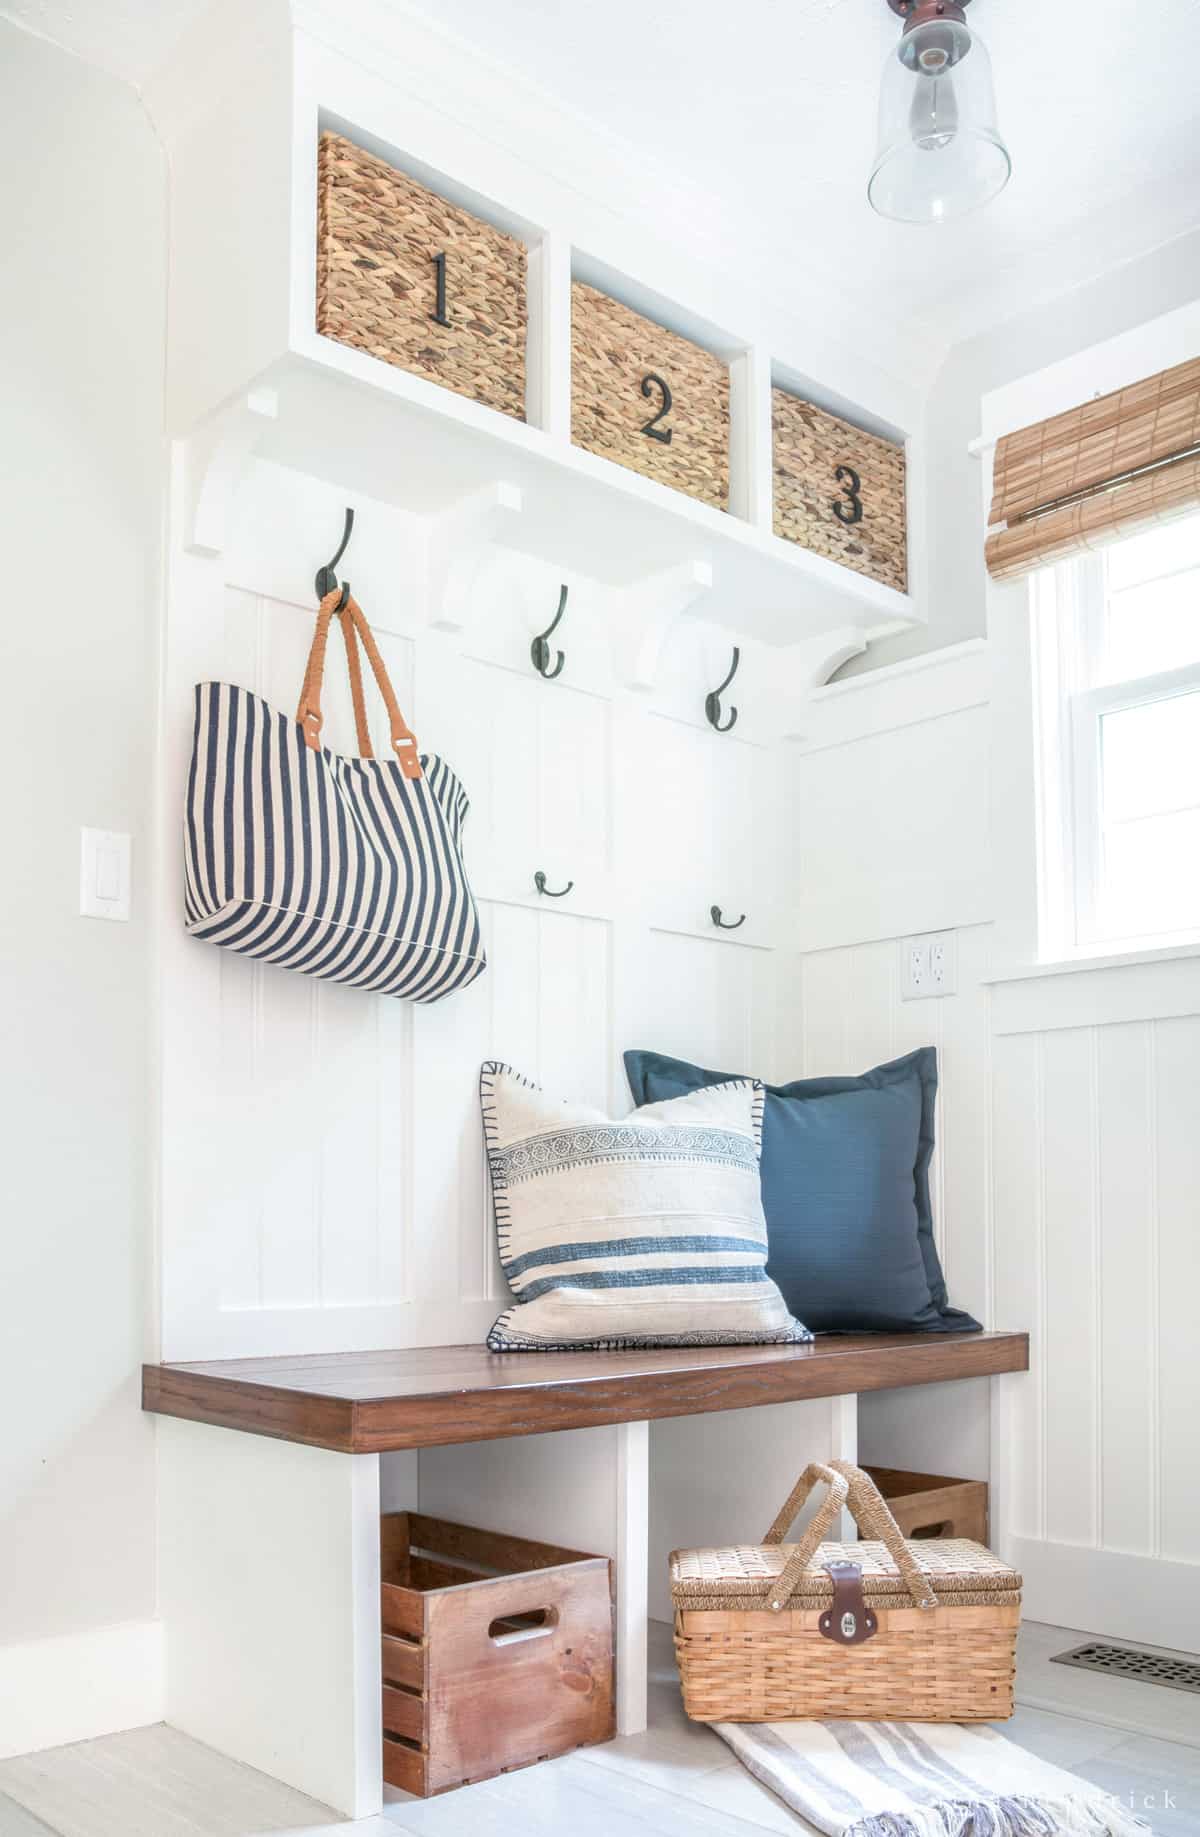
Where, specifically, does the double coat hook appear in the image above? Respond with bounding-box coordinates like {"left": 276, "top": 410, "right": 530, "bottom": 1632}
{"left": 315, "top": 507, "right": 355, "bottom": 611}
{"left": 705, "top": 647, "right": 740, "bottom": 732}
{"left": 531, "top": 585, "right": 568, "bottom": 679}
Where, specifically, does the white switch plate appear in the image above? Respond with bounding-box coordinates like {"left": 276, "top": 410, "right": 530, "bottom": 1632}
{"left": 80, "top": 828, "right": 132, "bottom": 921}
{"left": 901, "top": 929, "right": 956, "bottom": 1000}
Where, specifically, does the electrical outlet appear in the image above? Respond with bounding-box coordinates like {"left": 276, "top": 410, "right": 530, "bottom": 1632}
{"left": 903, "top": 937, "right": 928, "bottom": 998}
{"left": 928, "top": 930, "right": 957, "bottom": 995}
{"left": 901, "top": 930, "right": 956, "bottom": 1000}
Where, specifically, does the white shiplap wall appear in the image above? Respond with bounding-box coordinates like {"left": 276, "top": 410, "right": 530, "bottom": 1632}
{"left": 156, "top": 459, "right": 800, "bottom": 1361}
{"left": 992, "top": 980, "right": 1200, "bottom": 1643}
{"left": 791, "top": 644, "right": 1200, "bottom": 1646}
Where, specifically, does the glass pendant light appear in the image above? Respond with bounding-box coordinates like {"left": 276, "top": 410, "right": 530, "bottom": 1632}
{"left": 869, "top": 0, "right": 1011, "bottom": 223}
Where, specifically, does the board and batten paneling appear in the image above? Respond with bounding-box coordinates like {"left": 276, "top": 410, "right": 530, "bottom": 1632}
{"left": 993, "top": 1007, "right": 1200, "bottom": 1643}
{"left": 794, "top": 923, "right": 994, "bottom": 1328}
{"left": 789, "top": 640, "right": 1200, "bottom": 1645}
{"left": 158, "top": 471, "right": 784, "bottom": 1361}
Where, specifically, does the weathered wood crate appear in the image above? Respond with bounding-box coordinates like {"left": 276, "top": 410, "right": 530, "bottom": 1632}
{"left": 380, "top": 1512, "right": 614, "bottom": 1796}
{"left": 317, "top": 131, "right": 527, "bottom": 421}
{"left": 772, "top": 388, "right": 907, "bottom": 592}
{"left": 864, "top": 1466, "right": 989, "bottom": 1545}
{"left": 571, "top": 281, "right": 730, "bottom": 510}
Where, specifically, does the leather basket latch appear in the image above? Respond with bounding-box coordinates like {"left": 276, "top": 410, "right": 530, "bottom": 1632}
{"left": 818, "top": 1559, "right": 878, "bottom": 1645}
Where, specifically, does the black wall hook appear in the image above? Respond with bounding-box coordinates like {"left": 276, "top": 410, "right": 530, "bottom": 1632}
{"left": 315, "top": 508, "right": 355, "bottom": 611}
{"left": 535, "top": 870, "right": 574, "bottom": 898}
{"left": 711, "top": 905, "right": 746, "bottom": 930}
{"left": 531, "top": 585, "right": 568, "bottom": 679}
{"left": 705, "top": 647, "right": 740, "bottom": 732}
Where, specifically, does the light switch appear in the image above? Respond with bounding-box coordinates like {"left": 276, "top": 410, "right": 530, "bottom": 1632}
{"left": 80, "top": 828, "right": 132, "bottom": 921}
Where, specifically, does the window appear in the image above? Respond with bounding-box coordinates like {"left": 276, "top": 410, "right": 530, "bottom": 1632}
{"left": 1032, "top": 510, "right": 1200, "bottom": 957}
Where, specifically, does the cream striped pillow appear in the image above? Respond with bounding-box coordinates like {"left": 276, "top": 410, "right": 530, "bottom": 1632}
{"left": 481, "top": 1062, "right": 812, "bottom": 1351}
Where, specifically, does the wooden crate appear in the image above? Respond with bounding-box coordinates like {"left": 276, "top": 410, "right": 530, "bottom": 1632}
{"left": 380, "top": 1512, "right": 614, "bottom": 1796}
{"left": 317, "top": 132, "right": 527, "bottom": 422}
{"left": 571, "top": 281, "right": 730, "bottom": 510}
{"left": 863, "top": 1467, "right": 988, "bottom": 1545}
{"left": 772, "top": 389, "right": 907, "bottom": 592}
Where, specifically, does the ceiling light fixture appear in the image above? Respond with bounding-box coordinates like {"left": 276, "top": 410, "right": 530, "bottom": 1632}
{"left": 868, "top": 0, "right": 1011, "bottom": 224}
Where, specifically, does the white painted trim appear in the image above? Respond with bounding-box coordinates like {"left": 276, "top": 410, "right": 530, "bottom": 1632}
{"left": 1010, "top": 1535, "right": 1200, "bottom": 1657}
{"left": 991, "top": 949, "right": 1200, "bottom": 1035}
{"left": 986, "top": 939, "right": 1200, "bottom": 984}
{"left": 797, "top": 640, "right": 989, "bottom": 756}
{"left": 615, "top": 1421, "right": 650, "bottom": 1738}
{"left": 985, "top": 314, "right": 1200, "bottom": 969}
{"left": 794, "top": 881, "right": 995, "bottom": 957}
{"left": 0, "top": 1619, "right": 165, "bottom": 1761}
{"left": 981, "top": 300, "right": 1200, "bottom": 445}
{"left": 809, "top": 637, "right": 989, "bottom": 703}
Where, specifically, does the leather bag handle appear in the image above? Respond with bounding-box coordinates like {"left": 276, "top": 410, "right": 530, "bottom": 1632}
{"left": 297, "top": 589, "right": 422, "bottom": 780}
{"left": 762, "top": 1458, "right": 938, "bottom": 1613}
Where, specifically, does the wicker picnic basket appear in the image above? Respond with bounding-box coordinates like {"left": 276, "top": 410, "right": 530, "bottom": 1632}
{"left": 671, "top": 1459, "right": 1019, "bottom": 1723}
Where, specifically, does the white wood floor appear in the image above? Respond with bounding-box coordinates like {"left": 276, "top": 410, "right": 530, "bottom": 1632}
{"left": 1, "top": 1621, "right": 1196, "bottom": 1837}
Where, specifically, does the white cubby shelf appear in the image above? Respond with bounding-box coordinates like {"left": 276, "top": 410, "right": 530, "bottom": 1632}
{"left": 163, "top": 18, "right": 922, "bottom": 653}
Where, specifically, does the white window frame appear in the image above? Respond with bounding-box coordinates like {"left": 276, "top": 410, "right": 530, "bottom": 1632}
{"left": 982, "top": 298, "right": 1200, "bottom": 976}
{"left": 1032, "top": 544, "right": 1200, "bottom": 958}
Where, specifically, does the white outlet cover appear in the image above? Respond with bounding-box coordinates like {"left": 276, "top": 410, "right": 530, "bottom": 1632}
{"left": 928, "top": 930, "right": 957, "bottom": 995}
{"left": 901, "top": 930, "right": 956, "bottom": 1000}
{"left": 80, "top": 828, "right": 132, "bottom": 921}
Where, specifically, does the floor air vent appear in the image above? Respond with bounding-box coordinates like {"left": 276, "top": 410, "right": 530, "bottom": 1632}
{"left": 1051, "top": 1642, "right": 1200, "bottom": 1696}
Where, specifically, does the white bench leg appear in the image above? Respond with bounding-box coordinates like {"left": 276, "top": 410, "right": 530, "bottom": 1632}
{"left": 615, "top": 1420, "right": 649, "bottom": 1735}
{"left": 648, "top": 1394, "right": 861, "bottom": 1619}
{"left": 157, "top": 1417, "right": 384, "bottom": 1820}
{"left": 418, "top": 1418, "right": 652, "bottom": 1739}
{"left": 830, "top": 1391, "right": 859, "bottom": 1543}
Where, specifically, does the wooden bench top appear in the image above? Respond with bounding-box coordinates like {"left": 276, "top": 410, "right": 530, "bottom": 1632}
{"left": 142, "top": 1330, "right": 1028, "bottom": 1453}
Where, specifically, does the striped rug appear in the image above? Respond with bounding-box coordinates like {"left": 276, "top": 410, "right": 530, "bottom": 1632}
{"left": 714, "top": 1719, "right": 1149, "bottom": 1837}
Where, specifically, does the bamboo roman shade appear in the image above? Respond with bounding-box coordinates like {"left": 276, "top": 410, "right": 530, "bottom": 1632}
{"left": 985, "top": 356, "right": 1200, "bottom": 582}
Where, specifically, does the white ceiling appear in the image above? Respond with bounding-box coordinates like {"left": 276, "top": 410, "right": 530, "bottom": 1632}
{"left": 8, "top": 0, "right": 1200, "bottom": 358}
{"left": 410, "top": 0, "right": 1200, "bottom": 349}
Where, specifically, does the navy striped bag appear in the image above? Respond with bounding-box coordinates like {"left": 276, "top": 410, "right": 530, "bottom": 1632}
{"left": 184, "top": 589, "right": 486, "bottom": 1002}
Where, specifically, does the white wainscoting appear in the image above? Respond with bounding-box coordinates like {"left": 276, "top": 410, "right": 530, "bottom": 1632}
{"left": 993, "top": 1014, "right": 1200, "bottom": 1645}
{"left": 789, "top": 641, "right": 1200, "bottom": 1645}
{"left": 156, "top": 459, "right": 798, "bottom": 1361}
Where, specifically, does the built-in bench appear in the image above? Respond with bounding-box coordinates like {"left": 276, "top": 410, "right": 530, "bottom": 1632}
{"left": 143, "top": 1329, "right": 1028, "bottom": 1451}
{"left": 143, "top": 1329, "right": 1029, "bottom": 1820}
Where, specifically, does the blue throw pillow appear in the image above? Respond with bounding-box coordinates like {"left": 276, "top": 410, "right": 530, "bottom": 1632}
{"left": 623, "top": 1047, "right": 980, "bottom": 1334}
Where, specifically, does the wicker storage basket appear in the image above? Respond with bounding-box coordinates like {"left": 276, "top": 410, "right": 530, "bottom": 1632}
{"left": 571, "top": 281, "right": 730, "bottom": 510}
{"left": 317, "top": 131, "right": 527, "bottom": 422}
{"left": 672, "top": 1459, "right": 1019, "bottom": 1724}
{"left": 773, "top": 389, "right": 907, "bottom": 592}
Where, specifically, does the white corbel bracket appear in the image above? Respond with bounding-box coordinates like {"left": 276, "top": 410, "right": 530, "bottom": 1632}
{"left": 771, "top": 626, "right": 870, "bottom": 742}
{"left": 614, "top": 559, "right": 714, "bottom": 692}
{"left": 182, "top": 385, "right": 279, "bottom": 557}
{"left": 426, "top": 481, "right": 524, "bottom": 631}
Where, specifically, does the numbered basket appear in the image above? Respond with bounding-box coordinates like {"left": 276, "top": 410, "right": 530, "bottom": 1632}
{"left": 571, "top": 281, "right": 730, "bottom": 510}
{"left": 773, "top": 389, "right": 907, "bottom": 592}
{"left": 671, "top": 1460, "right": 1019, "bottom": 1723}
{"left": 317, "top": 131, "right": 527, "bottom": 422}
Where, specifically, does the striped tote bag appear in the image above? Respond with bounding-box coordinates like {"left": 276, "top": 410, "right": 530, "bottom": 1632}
{"left": 184, "top": 589, "right": 486, "bottom": 1002}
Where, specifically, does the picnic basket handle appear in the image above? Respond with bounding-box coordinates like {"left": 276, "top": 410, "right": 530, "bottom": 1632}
{"left": 763, "top": 1458, "right": 938, "bottom": 1613}
{"left": 296, "top": 589, "right": 422, "bottom": 781}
